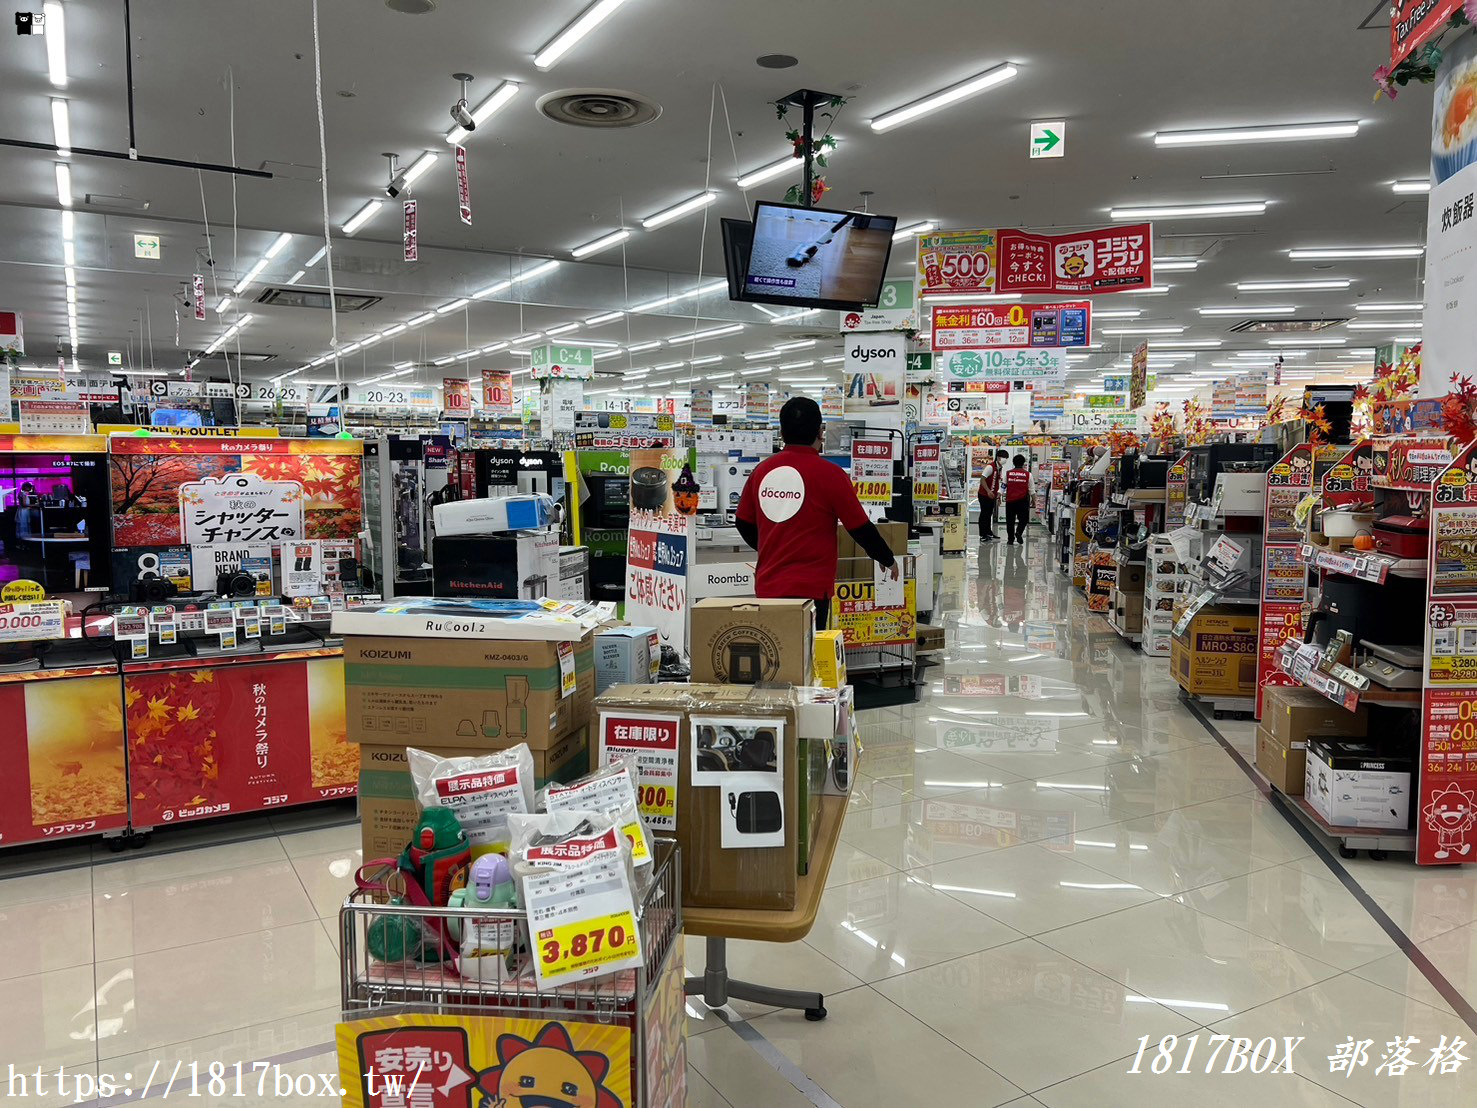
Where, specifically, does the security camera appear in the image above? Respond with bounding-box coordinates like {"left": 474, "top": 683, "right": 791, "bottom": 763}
{"left": 449, "top": 72, "right": 475, "bottom": 131}
{"left": 383, "top": 152, "right": 408, "bottom": 199}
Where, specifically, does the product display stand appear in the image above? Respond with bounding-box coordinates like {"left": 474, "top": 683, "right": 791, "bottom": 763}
{"left": 683, "top": 793, "right": 845, "bottom": 1021}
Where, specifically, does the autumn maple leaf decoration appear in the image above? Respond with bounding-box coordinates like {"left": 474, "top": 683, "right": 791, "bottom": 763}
{"left": 1442, "top": 375, "right": 1477, "bottom": 445}
{"left": 1299, "top": 403, "right": 1333, "bottom": 446}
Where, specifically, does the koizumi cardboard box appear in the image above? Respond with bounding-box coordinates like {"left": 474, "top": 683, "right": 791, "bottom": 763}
{"left": 689, "top": 598, "right": 814, "bottom": 686}
{"left": 1262, "top": 684, "right": 1368, "bottom": 747}
{"left": 1256, "top": 725, "right": 1306, "bottom": 795}
{"left": 1304, "top": 738, "right": 1412, "bottom": 829}
{"left": 595, "top": 625, "right": 660, "bottom": 692}
{"left": 343, "top": 632, "right": 594, "bottom": 751}
{"left": 1170, "top": 607, "right": 1258, "bottom": 698}
{"left": 356, "top": 728, "right": 589, "bottom": 859}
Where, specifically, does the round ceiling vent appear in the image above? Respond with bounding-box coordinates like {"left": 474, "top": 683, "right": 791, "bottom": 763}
{"left": 537, "top": 89, "right": 662, "bottom": 128}
{"left": 385, "top": 0, "right": 436, "bottom": 12}
{"left": 757, "top": 54, "right": 799, "bottom": 69}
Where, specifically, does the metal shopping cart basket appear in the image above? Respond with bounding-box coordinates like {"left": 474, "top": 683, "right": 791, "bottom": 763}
{"left": 339, "top": 839, "right": 684, "bottom": 1108}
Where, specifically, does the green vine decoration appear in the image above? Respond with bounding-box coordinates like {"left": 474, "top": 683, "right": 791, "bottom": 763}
{"left": 1374, "top": 7, "right": 1472, "bottom": 99}
{"left": 773, "top": 95, "right": 850, "bottom": 205}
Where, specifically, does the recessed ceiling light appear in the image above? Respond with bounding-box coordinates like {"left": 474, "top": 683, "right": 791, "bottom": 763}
{"left": 1101, "top": 326, "right": 1184, "bottom": 335}
{"left": 1346, "top": 320, "right": 1422, "bottom": 330}
{"left": 342, "top": 200, "right": 383, "bottom": 236}
{"left": 1154, "top": 121, "right": 1358, "bottom": 146}
{"left": 641, "top": 192, "right": 719, "bottom": 230}
{"left": 869, "top": 63, "right": 1019, "bottom": 132}
{"left": 1110, "top": 201, "right": 1266, "bottom": 219}
{"left": 1199, "top": 305, "right": 1296, "bottom": 315}
{"left": 1237, "top": 278, "right": 1351, "bottom": 291}
{"left": 1354, "top": 302, "right": 1423, "bottom": 312}
{"left": 445, "top": 80, "right": 521, "bottom": 144}
{"left": 893, "top": 220, "right": 937, "bottom": 242}
{"left": 534, "top": 0, "right": 628, "bottom": 69}
{"left": 1152, "top": 257, "right": 1199, "bottom": 271}
{"left": 1288, "top": 246, "right": 1422, "bottom": 260}
{"left": 571, "top": 229, "right": 630, "bottom": 259}
{"left": 1391, "top": 180, "right": 1431, "bottom": 194}
{"left": 1093, "top": 309, "right": 1142, "bottom": 319}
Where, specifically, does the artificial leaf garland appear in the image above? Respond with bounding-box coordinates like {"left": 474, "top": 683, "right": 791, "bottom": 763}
{"left": 1373, "top": 5, "right": 1473, "bottom": 99}
{"left": 773, "top": 95, "right": 849, "bottom": 206}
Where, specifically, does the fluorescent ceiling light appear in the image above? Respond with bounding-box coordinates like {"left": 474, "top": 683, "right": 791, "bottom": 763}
{"left": 822, "top": 355, "right": 845, "bottom": 365}
{"left": 1152, "top": 258, "right": 1198, "bottom": 271}
{"left": 1346, "top": 320, "right": 1422, "bottom": 330}
{"left": 1101, "top": 326, "right": 1184, "bottom": 335}
{"left": 402, "top": 151, "right": 439, "bottom": 186}
{"left": 475, "top": 279, "right": 513, "bottom": 299}
{"left": 1155, "top": 121, "right": 1357, "bottom": 146}
{"left": 625, "top": 341, "right": 662, "bottom": 354}
{"left": 641, "top": 192, "right": 719, "bottom": 230}
{"left": 585, "top": 310, "right": 625, "bottom": 326}
{"left": 339, "top": 342, "right": 362, "bottom": 356}
{"left": 1288, "top": 246, "right": 1422, "bottom": 260}
{"left": 263, "top": 232, "right": 293, "bottom": 259}
{"left": 592, "top": 349, "right": 624, "bottom": 360}
{"left": 743, "top": 351, "right": 780, "bottom": 361}
{"left": 61, "top": 209, "right": 73, "bottom": 240}
{"left": 54, "top": 162, "right": 71, "bottom": 208}
{"left": 286, "top": 270, "right": 306, "bottom": 285}
{"left": 305, "top": 245, "right": 327, "bottom": 266}
{"left": 779, "top": 360, "right": 815, "bottom": 370}
{"left": 687, "top": 355, "right": 724, "bottom": 366}
{"left": 653, "top": 361, "right": 685, "bottom": 371}
{"left": 214, "top": 296, "right": 230, "bottom": 313}
{"left": 62, "top": 241, "right": 74, "bottom": 266}
{"left": 893, "top": 220, "right": 937, "bottom": 241}
{"left": 1269, "top": 336, "right": 1343, "bottom": 346}
{"left": 432, "top": 355, "right": 457, "bottom": 367}
{"left": 1355, "top": 302, "right": 1423, "bottom": 312}
{"left": 342, "top": 200, "right": 383, "bottom": 236}
{"left": 64, "top": 285, "right": 75, "bottom": 305}
{"left": 407, "top": 311, "right": 436, "bottom": 327}
{"left": 545, "top": 322, "right": 579, "bottom": 336}
{"left": 510, "top": 332, "right": 543, "bottom": 344}
{"left": 920, "top": 292, "right": 1022, "bottom": 303}
{"left": 445, "top": 80, "right": 520, "bottom": 144}
{"left": 513, "top": 259, "right": 560, "bottom": 283}
{"left": 740, "top": 367, "right": 771, "bottom": 376}
{"left": 481, "top": 342, "right": 509, "bottom": 354}
{"left": 535, "top": 0, "right": 627, "bottom": 68}
{"left": 43, "top": 1, "right": 66, "bottom": 87}
{"left": 1093, "top": 309, "right": 1142, "bottom": 319}
{"left": 737, "top": 155, "right": 809, "bottom": 189}
{"left": 1133, "top": 285, "right": 1172, "bottom": 294}
{"left": 1392, "top": 179, "right": 1430, "bottom": 194}
{"left": 583, "top": 339, "right": 621, "bottom": 348}
{"left": 232, "top": 258, "right": 269, "bottom": 294}
{"left": 383, "top": 324, "right": 406, "bottom": 337}
{"left": 773, "top": 339, "right": 816, "bottom": 351}
{"left": 668, "top": 323, "right": 744, "bottom": 344}
{"left": 435, "top": 299, "right": 470, "bottom": 315}
{"left": 51, "top": 98, "right": 70, "bottom": 157}
{"left": 1110, "top": 201, "right": 1265, "bottom": 219}
{"left": 1237, "top": 278, "right": 1350, "bottom": 291}
{"left": 571, "top": 229, "right": 630, "bottom": 259}
{"left": 1199, "top": 305, "right": 1295, "bottom": 315}
{"left": 870, "top": 63, "right": 1019, "bottom": 132}
{"left": 360, "top": 332, "right": 385, "bottom": 347}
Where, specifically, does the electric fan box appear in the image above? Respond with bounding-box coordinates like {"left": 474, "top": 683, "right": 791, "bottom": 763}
{"left": 341, "top": 632, "right": 595, "bottom": 751}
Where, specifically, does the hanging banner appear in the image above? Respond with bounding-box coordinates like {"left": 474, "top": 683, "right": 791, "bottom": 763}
{"left": 1420, "top": 30, "right": 1477, "bottom": 398}
{"left": 442, "top": 377, "right": 472, "bottom": 417}
{"left": 455, "top": 144, "right": 471, "bottom": 225}
{"left": 1129, "top": 342, "right": 1148, "bottom": 410}
{"left": 539, "top": 377, "right": 583, "bottom": 432}
{"left": 191, "top": 275, "right": 206, "bottom": 321}
{"left": 530, "top": 343, "right": 594, "bottom": 380}
{"left": 930, "top": 300, "right": 1091, "bottom": 350}
{"left": 918, "top": 225, "right": 1153, "bottom": 296}
{"left": 840, "top": 278, "right": 918, "bottom": 332}
{"left": 1165, "top": 451, "right": 1190, "bottom": 527}
{"left": 480, "top": 370, "right": 514, "bottom": 416}
{"left": 745, "top": 382, "right": 771, "bottom": 423}
{"left": 1084, "top": 394, "right": 1126, "bottom": 409}
{"left": 938, "top": 347, "right": 1067, "bottom": 384}
{"left": 1102, "top": 375, "right": 1128, "bottom": 393}
{"left": 624, "top": 449, "right": 695, "bottom": 661}
{"left": 0, "top": 311, "right": 23, "bottom": 358}
{"left": 1211, "top": 379, "right": 1237, "bottom": 421}
{"left": 1030, "top": 389, "right": 1068, "bottom": 420}
{"left": 1235, "top": 373, "right": 1267, "bottom": 418}
{"left": 402, "top": 199, "right": 418, "bottom": 262}
{"left": 843, "top": 332, "right": 904, "bottom": 413}
{"left": 821, "top": 385, "right": 844, "bottom": 420}
{"left": 1420, "top": 439, "right": 1477, "bottom": 864}
{"left": 851, "top": 436, "right": 894, "bottom": 503}
{"left": 1256, "top": 444, "right": 1314, "bottom": 718}
{"left": 1391, "top": 0, "right": 1462, "bottom": 69}
{"left": 690, "top": 388, "right": 713, "bottom": 426}
{"left": 347, "top": 384, "right": 437, "bottom": 409}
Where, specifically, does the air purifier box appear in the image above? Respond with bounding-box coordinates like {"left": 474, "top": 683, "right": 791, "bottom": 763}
{"left": 689, "top": 597, "right": 814, "bottom": 687}
{"left": 342, "top": 631, "right": 594, "bottom": 751}
{"left": 594, "top": 624, "right": 660, "bottom": 693}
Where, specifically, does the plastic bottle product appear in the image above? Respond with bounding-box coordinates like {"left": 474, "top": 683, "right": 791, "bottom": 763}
{"left": 505, "top": 675, "right": 529, "bottom": 739}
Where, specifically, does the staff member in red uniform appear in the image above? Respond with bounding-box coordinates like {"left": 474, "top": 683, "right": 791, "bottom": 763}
{"left": 1003, "top": 453, "right": 1032, "bottom": 544}
{"left": 736, "top": 397, "right": 900, "bottom": 629}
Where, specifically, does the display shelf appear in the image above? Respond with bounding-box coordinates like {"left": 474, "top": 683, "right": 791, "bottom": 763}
{"left": 1279, "top": 791, "right": 1415, "bottom": 857}
{"left": 1273, "top": 641, "right": 1422, "bottom": 712}
{"left": 1107, "top": 616, "right": 1142, "bottom": 644}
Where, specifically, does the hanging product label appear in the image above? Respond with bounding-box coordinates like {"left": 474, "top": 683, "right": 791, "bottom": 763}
{"left": 851, "top": 436, "right": 894, "bottom": 503}
{"left": 402, "top": 198, "right": 418, "bottom": 262}
{"left": 1165, "top": 452, "right": 1190, "bottom": 527}
{"left": 455, "top": 144, "right": 471, "bottom": 225}
{"left": 597, "top": 711, "right": 681, "bottom": 831}
{"left": 930, "top": 300, "right": 1091, "bottom": 350}
{"left": 192, "top": 274, "right": 206, "bottom": 321}
{"left": 1129, "top": 342, "right": 1149, "bottom": 411}
{"left": 521, "top": 826, "right": 643, "bottom": 988}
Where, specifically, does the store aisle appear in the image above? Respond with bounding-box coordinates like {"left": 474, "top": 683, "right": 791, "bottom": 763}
{"left": 2, "top": 533, "right": 1476, "bottom": 1107}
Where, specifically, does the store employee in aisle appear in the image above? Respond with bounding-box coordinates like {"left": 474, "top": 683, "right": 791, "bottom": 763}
{"left": 736, "top": 397, "right": 900, "bottom": 629}
{"left": 1004, "top": 453, "right": 1032, "bottom": 544}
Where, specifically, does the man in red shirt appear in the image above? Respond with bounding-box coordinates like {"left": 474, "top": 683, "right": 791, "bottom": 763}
{"left": 977, "top": 448, "right": 1006, "bottom": 543}
{"left": 1003, "top": 453, "right": 1031, "bottom": 544}
{"left": 737, "top": 397, "right": 900, "bottom": 629}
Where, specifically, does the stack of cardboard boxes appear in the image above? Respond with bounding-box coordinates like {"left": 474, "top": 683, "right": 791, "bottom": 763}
{"left": 1170, "top": 605, "right": 1259, "bottom": 700}
{"left": 1255, "top": 685, "right": 1368, "bottom": 796}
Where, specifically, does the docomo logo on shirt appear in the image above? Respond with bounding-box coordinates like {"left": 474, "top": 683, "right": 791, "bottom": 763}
{"left": 757, "top": 465, "right": 806, "bottom": 522}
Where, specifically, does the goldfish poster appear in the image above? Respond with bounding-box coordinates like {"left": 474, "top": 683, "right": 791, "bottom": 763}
{"left": 337, "top": 1013, "right": 632, "bottom": 1108}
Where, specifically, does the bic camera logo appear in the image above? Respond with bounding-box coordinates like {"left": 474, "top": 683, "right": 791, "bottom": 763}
{"left": 15, "top": 11, "right": 45, "bottom": 33}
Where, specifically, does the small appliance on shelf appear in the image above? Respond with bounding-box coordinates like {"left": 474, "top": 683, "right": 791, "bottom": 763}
{"left": 1372, "top": 514, "right": 1429, "bottom": 559}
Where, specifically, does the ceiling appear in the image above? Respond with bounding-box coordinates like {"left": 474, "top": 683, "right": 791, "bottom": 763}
{"left": 0, "top": 0, "right": 1433, "bottom": 402}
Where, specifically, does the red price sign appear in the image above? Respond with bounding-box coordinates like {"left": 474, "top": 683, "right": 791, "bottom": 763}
{"left": 442, "top": 377, "right": 471, "bottom": 414}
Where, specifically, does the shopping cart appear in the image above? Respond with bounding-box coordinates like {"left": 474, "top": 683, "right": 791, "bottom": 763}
{"left": 339, "top": 839, "right": 684, "bottom": 1107}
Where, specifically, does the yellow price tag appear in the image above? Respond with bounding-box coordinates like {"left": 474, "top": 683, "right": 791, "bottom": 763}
{"left": 556, "top": 640, "right": 577, "bottom": 698}
{"left": 635, "top": 781, "right": 675, "bottom": 824}
{"left": 538, "top": 910, "right": 640, "bottom": 981}
{"left": 621, "top": 820, "right": 651, "bottom": 864}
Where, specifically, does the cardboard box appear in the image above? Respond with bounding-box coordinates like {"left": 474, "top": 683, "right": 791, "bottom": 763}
{"left": 595, "top": 625, "right": 660, "bottom": 693}
{"left": 813, "top": 629, "right": 848, "bottom": 689}
{"left": 1111, "top": 592, "right": 1144, "bottom": 633}
{"left": 916, "top": 623, "right": 946, "bottom": 652}
{"left": 835, "top": 526, "right": 858, "bottom": 561}
{"left": 1256, "top": 725, "right": 1305, "bottom": 795}
{"left": 1262, "top": 684, "right": 1368, "bottom": 748}
{"left": 877, "top": 521, "right": 909, "bottom": 557}
{"left": 690, "top": 597, "right": 814, "bottom": 686}
{"left": 1117, "top": 563, "right": 1147, "bottom": 591}
{"left": 432, "top": 531, "right": 560, "bottom": 600}
{"left": 1304, "top": 738, "right": 1411, "bottom": 829}
{"left": 343, "top": 632, "right": 595, "bottom": 751}
{"left": 356, "top": 729, "right": 589, "bottom": 860}
{"left": 1170, "top": 607, "right": 1258, "bottom": 698}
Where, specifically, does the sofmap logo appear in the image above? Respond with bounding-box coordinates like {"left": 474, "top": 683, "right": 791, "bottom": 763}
{"left": 14, "top": 11, "right": 43, "bottom": 33}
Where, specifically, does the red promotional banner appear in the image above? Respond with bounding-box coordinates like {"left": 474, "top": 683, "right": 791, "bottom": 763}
{"left": 997, "top": 223, "right": 1153, "bottom": 295}
{"left": 481, "top": 369, "right": 513, "bottom": 415}
{"left": 1390, "top": 0, "right": 1461, "bottom": 68}
{"left": 192, "top": 273, "right": 206, "bottom": 321}
{"left": 402, "top": 199, "right": 418, "bottom": 262}
{"left": 1256, "top": 444, "right": 1314, "bottom": 717}
{"left": 0, "top": 672, "right": 129, "bottom": 847}
{"left": 124, "top": 655, "right": 354, "bottom": 826}
{"left": 443, "top": 377, "right": 472, "bottom": 415}
{"left": 455, "top": 144, "right": 471, "bottom": 225}
{"left": 930, "top": 300, "right": 1091, "bottom": 351}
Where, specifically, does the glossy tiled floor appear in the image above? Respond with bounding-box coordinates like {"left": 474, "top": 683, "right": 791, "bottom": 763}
{"left": 4, "top": 529, "right": 1477, "bottom": 1106}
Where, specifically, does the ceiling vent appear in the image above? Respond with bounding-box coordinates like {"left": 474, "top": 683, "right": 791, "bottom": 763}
{"left": 85, "top": 193, "right": 150, "bottom": 211}
{"left": 1228, "top": 317, "right": 1348, "bottom": 333}
{"left": 385, "top": 0, "right": 435, "bottom": 12}
{"left": 537, "top": 89, "right": 662, "bottom": 128}
{"left": 254, "top": 287, "right": 381, "bottom": 312}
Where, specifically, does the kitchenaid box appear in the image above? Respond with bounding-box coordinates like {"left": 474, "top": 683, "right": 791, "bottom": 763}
{"left": 689, "top": 598, "right": 815, "bottom": 686}
{"left": 431, "top": 531, "right": 560, "bottom": 600}
{"left": 342, "top": 632, "right": 595, "bottom": 750}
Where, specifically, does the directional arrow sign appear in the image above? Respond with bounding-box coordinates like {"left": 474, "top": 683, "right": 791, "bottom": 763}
{"left": 1030, "top": 121, "right": 1064, "bottom": 159}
